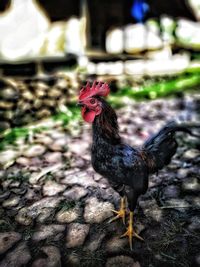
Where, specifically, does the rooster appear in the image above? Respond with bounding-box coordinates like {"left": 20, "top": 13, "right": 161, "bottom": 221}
{"left": 78, "top": 81, "right": 199, "bottom": 249}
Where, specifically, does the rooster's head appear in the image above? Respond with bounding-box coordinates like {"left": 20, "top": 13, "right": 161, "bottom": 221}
{"left": 78, "top": 81, "right": 110, "bottom": 123}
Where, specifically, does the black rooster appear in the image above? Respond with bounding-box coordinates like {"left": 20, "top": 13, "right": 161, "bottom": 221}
{"left": 78, "top": 81, "right": 199, "bottom": 249}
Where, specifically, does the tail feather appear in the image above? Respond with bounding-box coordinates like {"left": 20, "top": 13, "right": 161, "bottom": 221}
{"left": 143, "top": 121, "right": 200, "bottom": 172}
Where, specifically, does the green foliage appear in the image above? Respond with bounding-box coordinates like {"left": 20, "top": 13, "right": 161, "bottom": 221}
{"left": 0, "top": 126, "right": 49, "bottom": 151}
{"left": 52, "top": 106, "right": 81, "bottom": 126}
{"left": 0, "top": 106, "right": 80, "bottom": 151}
{"left": 111, "top": 71, "right": 200, "bottom": 103}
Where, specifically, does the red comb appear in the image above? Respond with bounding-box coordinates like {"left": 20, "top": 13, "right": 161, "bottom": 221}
{"left": 79, "top": 81, "right": 110, "bottom": 101}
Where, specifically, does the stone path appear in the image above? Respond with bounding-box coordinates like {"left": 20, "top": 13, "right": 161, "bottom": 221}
{"left": 0, "top": 93, "right": 200, "bottom": 267}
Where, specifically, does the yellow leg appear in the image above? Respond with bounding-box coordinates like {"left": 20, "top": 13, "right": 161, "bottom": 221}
{"left": 121, "top": 211, "right": 144, "bottom": 250}
{"left": 109, "top": 197, "right": 126, "bottom": 224}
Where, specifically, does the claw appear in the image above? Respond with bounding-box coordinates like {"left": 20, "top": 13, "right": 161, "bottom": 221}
{"left": 109, "top": 209, "right": 126, "bottom": 224}
{"left": 108, "top": 197, "right": 126, "bottom": 224}
{"left": 121, "top": 211, "right": 144, "bottom": 250}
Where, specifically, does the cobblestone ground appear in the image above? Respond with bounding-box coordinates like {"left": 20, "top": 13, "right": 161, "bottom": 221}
{"left": 0, "top": 93, "right": 199, "bottom": 267}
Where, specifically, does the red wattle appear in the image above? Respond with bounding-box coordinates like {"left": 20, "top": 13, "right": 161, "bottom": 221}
{"left": 81, "top": 107, "right": 96, "bottom": 123}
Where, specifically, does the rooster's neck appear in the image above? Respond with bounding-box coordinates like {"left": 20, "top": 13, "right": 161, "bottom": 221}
{"left": 92, "top": 99, "right": 121, "bottom": 145}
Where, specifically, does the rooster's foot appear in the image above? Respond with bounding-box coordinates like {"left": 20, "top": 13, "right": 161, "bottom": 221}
{"left": 121, "top": 211, "right": 144, "bottom": 250}
{"left": 109, "top": 197, "right": 126, "bottom": 224}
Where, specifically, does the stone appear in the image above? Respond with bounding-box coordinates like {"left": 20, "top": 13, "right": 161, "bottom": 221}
{"left": 37, "top": 208, "right": 54, "bottom": 223}
{"left": 66, "top": 223, "right": 90, "bottom": 248}
{"left": 183, "top": 149, "right": 200, "bottom": 160}
{"left": 163, "top": 185, "right": 180, "bottom": 198}
{"left": 9, "top": 181, "right": 21, "bottom": 188}
{"left": 32, "top": 246, "right": 61, "bottom": 267}
{"left": 29, "top": 163, "right": 63, "bottom": 184}
{"left": 44, "top": 152, "right": 62, "bottom": 164}
{"left": 0, "top": 242, "right": 31, "bottom": 267}
{"left": 31, "top": 259, "right": 47, "bottom": 267}
{"left": 0, "top": 191, "right": 10, "bottom": 201}
{"left": 69, "top": 141, "right": 89, "bottom": 155}
{"left": 48, "top": 138, "right": 68, "bottom": 152}
{"left": 140, "top": 199, "right": 162, "bottom": 222}
{"left": 106, "top": 256, "right": 139, "bottom": 267}
{"left": 84, "top": 197, "right": 114, "bottom": 223}
{"left": 15, "top": 208, "right": 33, "bottom": 226}
{"left": 86, "top": 233, "right": 105, "bottom": 252}
{"left": 106, "top": 236, "right": 127, "bottom": 253}
{"left": 182, "top": 178, "right": 200, "bottom": 192}
{"left": 16, "top": 197, "right": 62, "bottom": 224}
{"left": 177, "top": 168, "right": 189, "bottom": 179}
{"left": 0, "top": 149, "right": 18, "bottom": 166}
{"left": 0, "top": 232, "right": 21, "bottom": 254}
{"left": 16, "top": 157, "right": 31, "bottom": 166}
{"left": 10, "top": 184, "right": 27, "bottom": 195}
{"left": 36, "top": 135, "right": 53, "bottom": 146}
{"left": 43, "top": 181, "right": 66, "bottom": 196}
{"left": 32, "top": 224, "right": 65, "bottom": 241}
{"left": 93, "top": 173, "right": 102, "bottom": 182}
{"left": 63, "top": 186, "right": 88, "bottom": 200}
{"left": 67, "top": 254, "right": 80, "bottom": 267}
{"left": 56, "top": 207, "right": 80, "bottom": 223}
{"left": 165, "top": 198, "right": 190, "bottom": 208}
{"left": 188, "top": 216, "right": 200, "bottom": 232}
{"left": 195, "top": 254, "right": 200, "bottom": 266}
{"left": 2, "top": 196, "right": 20, "bottom": 208}
{"left": 98, "top": 178, "right": 110, "bottom": 189}
{"left": 62, "top": 170, "right": 98, "bottom": 188}
{"left": 23, "top": 145, "right": 46, "bottom": 157}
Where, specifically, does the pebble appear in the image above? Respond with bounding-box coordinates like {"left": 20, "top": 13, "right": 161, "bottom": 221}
{"left": 32, "top": 224, "right": 65, "bottom": 241}
{"left": 32, "top": 246, "right": 61, "bottom": 267}
{"left": 16, "top": 157, "right": 31, "bottom": 166}
{"left": 84, "top": 197, "right": 114, "bottom": 223}
{"left": 85, "top": 233, "right": 105, "bottom": 252}
{"left": 56, "top": 207, "right": 80, "bottom": 223}
{"left": 16, "top": 197, "right": 62, "bottom": 224}
{"left": 188, "top": 216, "right": 200, "bottom": 232}
{"left": 67, "top": 254, "right": 80, "bottom": 267}
{"left": 15, "top": 208, "right": 33, "bottom": 226}
{"left": 106, "top": 236, "right": 127, "bottom": 253}
{"left": 165, "top": 198, "right": 190, "bottom": 208}
{"left": 37, "top": 208, "right": 54, "bottom": 223}
{"left": 105, "top": 256, "right": 140, "bottom": 267}
{"left": 23, "top": 145, "right": 46, "bottom": 157}
{"left": 177, "top": 168, "right": 189, "bottom": 179}
{"left": 31, "top": 258, "right": 47, "bottom": 267}
{"left": 62, "top": 170, "right": 98, "bottom": 188}
{"left": 36, "top": 135, "right": 53, "bottom": 146}
{"left": 0, "top": 232, "right": 21, "bottom": 254}
{"left": 2, "top": 196, "right": 20, "bottom": 208}
{"left": 48, "top": 138, "right": 67, "bottom": 152}
{"left": 63, "top": 186, "right": 88, "bottom": 200}
{"left": 183, "top": 149, "right": 200, "bottom": 160}
{"left": 66, "top": 223, "right": 90, "bottom": 248}
{"left": 182, "top": 178, "right": 200, "bottom": 192}
{"left": 0, "top": 191, "right": 10, "bottom": 201}
{"left": 140, "top": 199, "right": 162, "bottom": 222}
{"left": 11, "top": 186, "right": 27, "bottom": 195}
{"left": 43, "top": 181, "right": 66, "bottom": 196}
{"left": 163, "top": 185, "right": 180, "bottom": 199}
{"left": 69, "top": 141, "right": 89, "bottom": 155}
{"left": 44, "top": 152, "right": 62, "bottom": 164}
{"left": 0, "top": 149, "right": 18, "bottom": 166}
{"left": 0, "top": 242, "right": 31, "bottom": 267}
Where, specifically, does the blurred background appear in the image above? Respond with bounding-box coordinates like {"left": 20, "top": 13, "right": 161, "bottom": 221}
{"left": 0, "top": 0, "right": 200, "bottom": 132}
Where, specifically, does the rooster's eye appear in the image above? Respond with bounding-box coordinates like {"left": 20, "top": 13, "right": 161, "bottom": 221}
{"left": 90, "top": 99, "right": 96, "bottom": 104}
